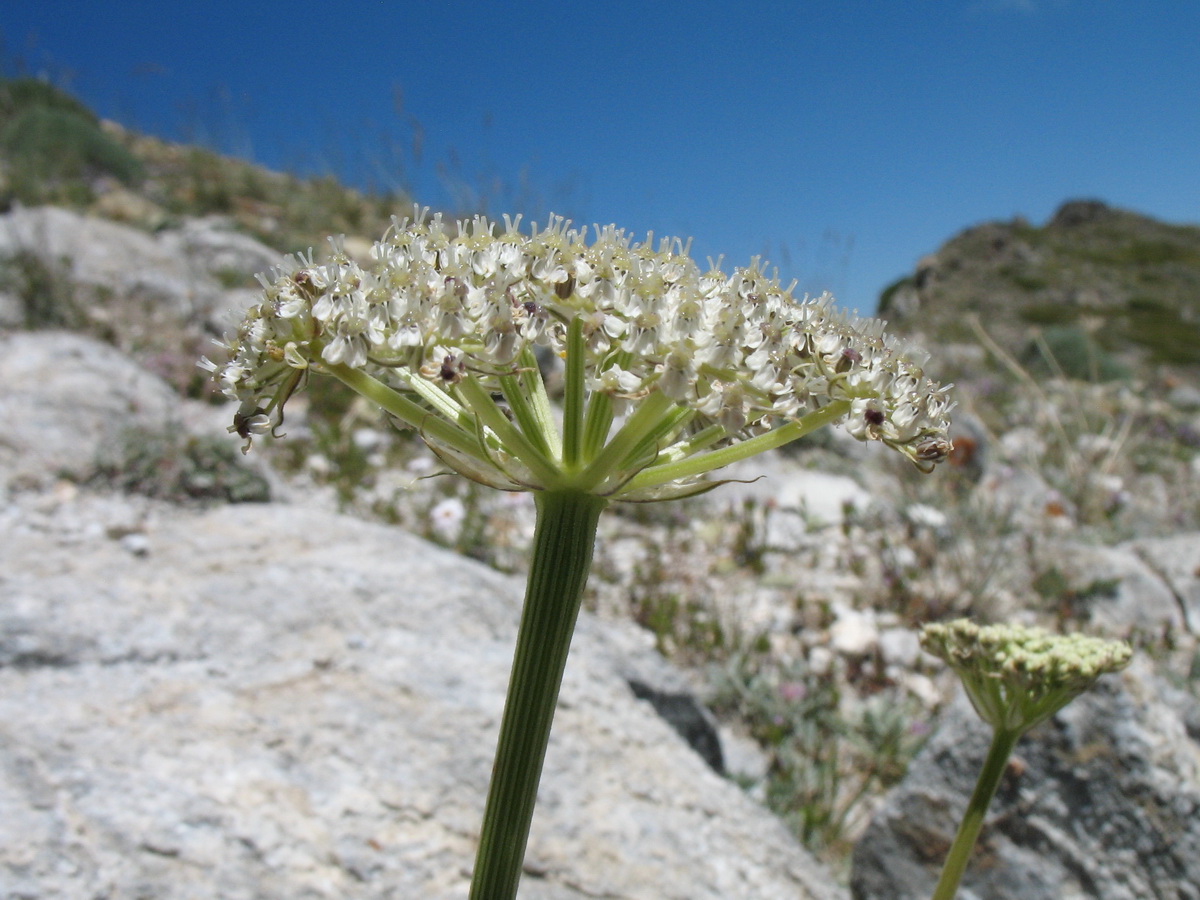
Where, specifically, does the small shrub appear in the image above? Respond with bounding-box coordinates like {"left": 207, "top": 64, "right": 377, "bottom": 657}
{"left": 0, "top": 78, "right": 97, "bottom": 125}
{"left": 0, "top": 250, "right": 86, "bottom": 329}
{"left": 90, "top": 428, "right": 270, "bottom": 504}
{"left": 1002, "top": 266, "right": 1050, "bottom": 292}
{"left": 1123, "top": 296, "right": 1200, "bottom": 365}
{"left": 710, "top": 651, "right": 927, "bottom": 858}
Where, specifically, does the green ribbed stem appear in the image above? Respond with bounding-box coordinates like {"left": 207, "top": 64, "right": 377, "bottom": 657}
{"left": 469, "top": 489, "right": 607, "bottom": 900}
{"left": 930, "top": 727, "right": 1021, "bottom": 900}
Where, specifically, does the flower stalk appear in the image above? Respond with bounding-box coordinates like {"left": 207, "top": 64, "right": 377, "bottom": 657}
{"left": 928, "top": 726, "right": 1019, "bottom": 900}
{"left": 919, "top": 620, "right": 1132, "bottom": 899}
{"left": 470, "top": 490, "right": 606, "bottom": 900}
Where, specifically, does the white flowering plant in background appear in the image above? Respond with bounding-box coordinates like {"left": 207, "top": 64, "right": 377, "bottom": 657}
{"left": 205, "top": 207, "right": 964, "bottom": 898}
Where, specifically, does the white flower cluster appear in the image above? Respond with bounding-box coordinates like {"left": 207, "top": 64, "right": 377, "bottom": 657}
{"left": 206, "top": 208, "right": 952, "bottom": 473}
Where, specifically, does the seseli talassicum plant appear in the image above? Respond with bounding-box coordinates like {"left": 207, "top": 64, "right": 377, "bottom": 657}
{"left": 205, "top": 207, "right": 954, "bottom": 898}
{"left": 919, "top": 619, "right": 1132, "bottom": 900}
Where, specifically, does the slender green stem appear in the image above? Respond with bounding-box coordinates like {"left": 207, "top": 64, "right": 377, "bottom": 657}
{"left": 561, "top": 317, "right": 586, "bottom": 469}
{"left": 580, "top": 351, "right": 630, "bottom": 462}
{"left": 581, "top": 388, "right": 614, "bottom": 464}
{"left": 323, "top": 363, "right": 480, "bottom": 459}
{"left": 469, "top": 490, "right": 607, "bottom": 900}
{"left": 519, "top": 346, "right": 563, "bottom": 461}
{"left": 621, "top": 405, "right": 695, "bottom": 471}
{"left": 930, "top": 727, "right": 1021, "bottom": 900}
{"left": 456, "top": 377, "right": 566, "bottom": 489}
{"left": 653, "top": 422, "right": 726, "bottom": 466}
{"left": 574, "top": 390, "right": 676, "bottom": 492}
{"left": 405, "top": 366, "right": 474, "bottom": 423}
{"left": 500, "top": 350, "right": 558, "bottom": 462}
{"left": 622, "top": 400, "right": 851, "bottom": 492}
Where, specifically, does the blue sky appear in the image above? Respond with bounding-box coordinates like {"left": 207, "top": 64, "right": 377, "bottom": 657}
{"left": 6, "top": 0, "right": 1198, "bottom": 314}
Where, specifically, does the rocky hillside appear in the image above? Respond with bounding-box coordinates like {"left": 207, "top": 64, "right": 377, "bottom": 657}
{"left": 880, "top": 199, "right": 1200, "bottom": 373}
{"left": 0, "top": 76, "right": 400, "bottom": 258}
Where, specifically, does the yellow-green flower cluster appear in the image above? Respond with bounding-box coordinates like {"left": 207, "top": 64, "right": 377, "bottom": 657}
{"left": 204, "top": 209, "right": 953, "bottom": 499}
{"left": 920, "top": 619, "right": 1132, "bottom": 735}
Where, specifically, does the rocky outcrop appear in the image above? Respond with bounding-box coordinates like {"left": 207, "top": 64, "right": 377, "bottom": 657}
{"left": 877, "top": 199, "right": 1200, "bottom": 371}
{"left": 1041, "top": 539, "right": 1191, "bottom": 635}
{"left": 1131, "top": 534, "right": 1200, "bottom": 634}
{"left": 0, "top": 206, "right": 270, "bottom": 345}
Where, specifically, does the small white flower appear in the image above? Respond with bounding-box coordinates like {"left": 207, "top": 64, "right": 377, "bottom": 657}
{"left": 429, "top": 496, "right": 467, "bottom": 539}
{"left": 906, "top": 503, "right": 949, "bottom": 530}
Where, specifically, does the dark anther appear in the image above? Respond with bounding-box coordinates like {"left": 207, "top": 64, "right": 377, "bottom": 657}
{"left": 439, "top": 354, "right": 465, "bottom": 383}
{"left": 233, "top": 406, "right": 268, "bottom": 440}
{"left": 555, "top": 274, "right": 576, "bottom": 299}
{"left": 836, "top": 347, "right": 862, "bottom": 374}
{"left": 865, "top": 408, "right": 886, "bottom": 427}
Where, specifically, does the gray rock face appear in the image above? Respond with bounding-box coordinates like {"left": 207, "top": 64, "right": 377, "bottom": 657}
{"left": 0, "top": 331, "right": 181, "bottom": 489}
{"left": 0, "top": 206, "right": 276, "bottom": 333}
{"left": 0, "top": 205, "right": 219, "bottom": 321}
{"left": 1131, "top": 534, "right": 1200, "bottom": 634}
{"left": 158, "top": 216, "right": 284, "bottom": 287}
{"left": 851, "top": 660, "right": 1200, "bottom": 900}
{"left": 0, "top": 495, "right": 844, "bottom": 900}
{"left": 1046, "top": 540, "right": 1188, "bottom": 635}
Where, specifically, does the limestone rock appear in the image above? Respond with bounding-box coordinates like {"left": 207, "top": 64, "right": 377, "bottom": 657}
{"left": 1130, "top": 533, "right": 1200, "bottom": 634}
{"left": 158, "top": 215, "right": 282, "bottom": 286}
{"left": 0, "top": 290, "right": 21, "bottom": 328}
{"left": 851, "top": 659, "right": 1200, "bottom": 900}
{"left": 1043, "top": 540, "right": 1187, "bottom": 635}
{"left": 0, "top": 496, "right": 844, "bottom": 900}
{"left": 0, "top": 206, "right": 279, "bottom": 339}
{"left": 0, "top": 331, "right": 180, "bottom": 489}
{"left": 0, "top": 205, "right": 219, "bottom": 321}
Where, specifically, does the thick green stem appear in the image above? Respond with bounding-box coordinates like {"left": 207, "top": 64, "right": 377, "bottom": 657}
{"left": 930, "top": 727, "right": 1021, "bottom": 900}
{"left": 469, "top": 490, "right": 607, "bottom": 900}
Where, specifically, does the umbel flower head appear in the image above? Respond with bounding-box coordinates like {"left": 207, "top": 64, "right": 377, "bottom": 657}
{"left": 920, "top": 619, "right": 1133, "bottom": 735}
{"left": 204, "top": 208, "right": 953, "bottom": 501}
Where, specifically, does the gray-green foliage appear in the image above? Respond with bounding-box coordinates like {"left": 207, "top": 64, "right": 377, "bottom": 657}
{"left": 710, "top": 651, "right": 926, "bottom": 858}
{"left": 91, "top": 428, "right": 270, "bottom": 504}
